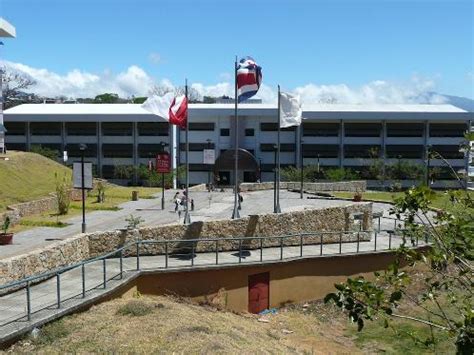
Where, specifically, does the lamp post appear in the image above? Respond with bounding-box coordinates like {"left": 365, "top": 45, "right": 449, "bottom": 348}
{"left": 79, "top": 144, "right": 88, "bottom": 233}
{"left": 160, "top": 141, "right": 169, "bottom": 210}
{"left": 206, "top": 139, "right": 212, "bottom": 190}
{"left": 397, "top": 155, "right": 402, "bottom": 181}
{"left": 300, "top": 139, "right": 304, "bottom": 199}
{"left": 426, "top": 145, "right": 431, "bottom": 186}
{"left": 273, "top": 144, "right": 281, "bottom": 213}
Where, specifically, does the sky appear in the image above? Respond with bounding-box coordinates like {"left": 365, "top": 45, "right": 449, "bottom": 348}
{"left": 0, "top": 0, "right": 473, "bottom": 103}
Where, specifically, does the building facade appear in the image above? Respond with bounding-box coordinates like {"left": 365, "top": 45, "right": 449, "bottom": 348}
{"left": 3, "top": 103, "right": 473, "bottom": 188}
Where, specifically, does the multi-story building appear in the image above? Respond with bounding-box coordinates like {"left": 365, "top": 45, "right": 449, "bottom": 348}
{"left": 3, "top": 103, "right": 473, "bottom": 188}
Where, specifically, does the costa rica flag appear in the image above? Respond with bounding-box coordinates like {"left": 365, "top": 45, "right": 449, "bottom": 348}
{"left": 237, "top": 57, "right": 262, "bottom": 103}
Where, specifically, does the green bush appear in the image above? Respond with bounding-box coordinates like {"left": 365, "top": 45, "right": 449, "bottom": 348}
{"left": 324, "top": 168, "right": 359, "bottom": 181}
{"left": 55, "top": 173, "right": 71, "bottom": 215}
{"left": 30, "top": 145, "right": 59, "bottom": 161}
{"left": 116, "top": 300, "right": 154, "bottom": 317}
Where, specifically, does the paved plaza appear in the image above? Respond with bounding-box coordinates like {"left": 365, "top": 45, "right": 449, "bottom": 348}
{"left": 0, "top": 189, "right": 399, "bottom": 260}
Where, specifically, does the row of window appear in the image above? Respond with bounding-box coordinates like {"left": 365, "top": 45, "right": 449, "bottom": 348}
{"left": 8, "top": 142, "right": 462, "bottom": 160}
{"left": 6, "top": 122, "right": 468, "bottom": 137}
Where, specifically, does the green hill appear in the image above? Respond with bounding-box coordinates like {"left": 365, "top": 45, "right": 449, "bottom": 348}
{"left": 0, "top": 151, "right": 72, "bottom": 212}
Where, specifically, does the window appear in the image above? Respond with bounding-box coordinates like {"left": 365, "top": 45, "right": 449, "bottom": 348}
{"left": 189, "top": 122, "right": 215, "bottom": 131}
{"left": 344, "top": 123, "right": 381, "bottom": 137}
{"left": 344, "top": 145, "right": 381, "bottom": 158}
{"left": 67, "top": 144, "right": 98, "bottom": 158}
{"left": 430, "top": 123, "right": 467, "bottom": 138}
{"left": 30, "top": 122, "right": 61, "bottom": 136}
{"left": 138, "top": 144, "right": 169, "bottom": 158}
{"left": 66, "top": 122, "right": 97, "bottom": 136}
{"left": 102, "top": 122, "right": 133, "bottom": 136}
{"left": 303, "top": 123, "right": 339, "bottom": 137}
{"left": 245, "top": 128, "right": 255, "bottom": 136}
{"left": 302, "top": 144, "right": 339, "bottom": 158}
{"left": 137, "top": 122, "right": 169, "bottom": 136}
{"left": 260, "top": 144, "right": 295, "bottom": 152}
{"left": 387, "top": 123, "right": 423, "bottom": 137}
{"left": 180, "top": 143, "right": 215, "bottom": 151}
{"left": 431, "top": 145, "right": 464, "bottom": 159}
{"left": 102, "top": 144, "right": 133, "bottom": 158}
{"left": 220, "top": 128, "right": 230, "bottom": 136}
{"left": 3, "top": 122, "right": 26, "bottom": 136}
{"left": 260, "top": 123, "right": 296, "bottom": 131}
{"left": 386, "top": 145, "right": 424, "bottom": 159}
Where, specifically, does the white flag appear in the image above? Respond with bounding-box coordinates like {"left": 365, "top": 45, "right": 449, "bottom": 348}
{"left": 280, "top": 92, "right": 302, "bottom": 128}
{"left": 141, "top": 92, "right": 175, "bottom": 120}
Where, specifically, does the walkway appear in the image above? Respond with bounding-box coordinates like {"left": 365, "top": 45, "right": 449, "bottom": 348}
{"left": 0, "top": 190, "right": 397, "bottom": 259}
{"left": 0, "top": 229, "right": 428, "bottom": 345}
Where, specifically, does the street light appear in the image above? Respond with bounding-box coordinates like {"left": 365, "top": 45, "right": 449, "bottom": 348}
{"left": 160, "top": 141, "right": 169, "bottom": 210}
{"left": 206, "top": 139, "right": 212, "bottom": 190}
{"left": 426, "top": 145, "right": 432, "bottom": 186}
{"left": 300, "top": 139, "right": 304, "bottom": 199}
{"left": 79, "top": 143, "right": 88, "bottom": 233}
{"left": 273, "top": 144, "right": 281, "bottom": 213}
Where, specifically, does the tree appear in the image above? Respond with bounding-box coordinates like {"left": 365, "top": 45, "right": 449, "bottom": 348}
{"left": 94, "top": 93, "right": 119, "bottom": 103}
{"left": 324, "top": 139, "right": 474, "bottom": 353}
{"left": 1, "top": 67, "right": 37, "bottom": 109}
{"left": 149, "top": 84, "right": 201, "bottom": 103}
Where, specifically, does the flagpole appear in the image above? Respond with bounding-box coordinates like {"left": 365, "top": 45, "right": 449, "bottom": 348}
{"left": 183, "top": 79, "right": 191, "bottom": 225}
{"left": 232, "top": 56, "right": 240, "bottom": 219}
{"left": 274, "top": 85, "right": 282, "bottom": 213}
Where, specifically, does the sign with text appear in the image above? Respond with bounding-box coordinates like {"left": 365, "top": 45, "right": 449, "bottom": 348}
{"left": 203, "top": 149, "right": 215, "bottom": 165}
{"left": 73, "top": 162, "right": 93, "bottom": 189}
{"left": 156, "top": 153, "right": 171, "bottom": 173}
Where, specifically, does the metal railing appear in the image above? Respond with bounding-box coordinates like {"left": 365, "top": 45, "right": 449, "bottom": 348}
{"left": 0, "top": 228, "right": 428, "bottom": 329}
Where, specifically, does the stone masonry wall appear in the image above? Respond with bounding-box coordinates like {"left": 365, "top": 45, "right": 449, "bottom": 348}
{"left": 239, "top": 181, "right": 366, "bottom": 193}
{"left": 0, "top": 202, "right": 372, "bottom": 287}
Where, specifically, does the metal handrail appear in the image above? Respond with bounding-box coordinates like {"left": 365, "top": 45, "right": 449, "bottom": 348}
{"left": 0, "top": 228, "right": 410, "bottom": 291}
{"left": 0, "top": 227, "right": 429, "bottom": 329}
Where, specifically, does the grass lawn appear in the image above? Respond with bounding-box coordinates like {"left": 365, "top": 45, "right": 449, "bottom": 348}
{"left": 332, "top": 189, "right": 474, "bottom": 211}
{"left": 0, "top": 151, "right": 72, "bottom": 212}
{"left": 8, "top": 182, "right": 162, "bottom": 233}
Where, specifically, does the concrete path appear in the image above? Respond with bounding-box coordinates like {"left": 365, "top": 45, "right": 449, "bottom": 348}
{"left": 0, "top": 230, "right": 428, "bottom": 344}
{"left": 0, "top": 189, "right": 398, "bottom": 260}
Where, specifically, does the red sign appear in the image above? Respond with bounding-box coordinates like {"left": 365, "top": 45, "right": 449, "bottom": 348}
{"left": 156, "top": 153, "right": 170, "bottom": 173}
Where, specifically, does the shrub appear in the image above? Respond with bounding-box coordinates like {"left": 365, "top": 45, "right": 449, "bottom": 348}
{"left": 324, "top": 168, "right": 359, "bottom": 181}
{"left": 55, "top": 173, "right": 71, "bottom": 215}
{"left": 32, "top": 320, "right": 70, "bottom": 345}
{"left": 30, "top": 145, "right": 59, "bottom": 161}
{"left": 116, "top": 300, "right": 154, "bottom": 317}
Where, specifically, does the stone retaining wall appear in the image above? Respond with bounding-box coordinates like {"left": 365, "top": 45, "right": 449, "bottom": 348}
{"left": 0, "top": 202, "right": 372, "bottom": 287}
{"left": 0, "top": 189, "right": 82, "bottom": 226}
{"left": 240, "top": 181, "right": 366, "bottom": 193}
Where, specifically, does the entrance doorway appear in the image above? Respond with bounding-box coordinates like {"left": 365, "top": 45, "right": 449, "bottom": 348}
{"left": 248, "top": 272, "right": 269, "bottom": 314}
{"left": 218, "top": 171, "right": 231, "bottom": 186}
{"left": 243, "top": 171, "right": 257, "bottom": 182}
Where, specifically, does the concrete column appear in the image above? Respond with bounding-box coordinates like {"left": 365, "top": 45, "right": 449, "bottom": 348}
{"left": 133, "top": 121, "right": 138, "bottom": 184}
{"left": 296, "top": 124, "right": 302, "bottom": 167}
{"left": 339, "top": 120, "right": 344, "bottom": 168}
{"left": 61, "top": 122, "right": 66, "bottom": 154}
{"left": 424, "top": 120, "right": 429, "bottom": 184}
{"left": 97, "top": 122, "right": 102, "bottom": 178}
{"left": 381, "top": 120, "right": 387, "bottom": 187}
{"left": 464, "top": 120, "right": 471, "bottom": 189}
{"left": 26, "top": 121, "right": 31, "bottom": 151}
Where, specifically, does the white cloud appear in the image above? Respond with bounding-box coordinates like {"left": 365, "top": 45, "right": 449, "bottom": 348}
{"left": 1, "top": 61, "right": 155, "bottom": 98}
{"left": 1, "top": 60, "right": 448, "bottom": 105}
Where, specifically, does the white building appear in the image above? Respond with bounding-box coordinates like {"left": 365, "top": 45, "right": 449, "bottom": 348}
{"left": 3, "top": 103, "right": 473, "bottom": 188}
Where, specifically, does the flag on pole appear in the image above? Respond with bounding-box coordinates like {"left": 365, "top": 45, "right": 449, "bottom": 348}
{"left": 142, "top": 93, "right": 188, "bottom": 129}
{"left": 237, "top": 57, "right": 262, "bottom": 103}
{"left": 279, "top": 92, "right": 302, "bottom": 128}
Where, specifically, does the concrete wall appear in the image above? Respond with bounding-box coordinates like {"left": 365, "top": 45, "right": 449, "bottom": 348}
{"left": 0, "top": 203, "right": 372, "bottom": 286}
{"left": 128, "top": 250, "right": 407, "bottom": 312}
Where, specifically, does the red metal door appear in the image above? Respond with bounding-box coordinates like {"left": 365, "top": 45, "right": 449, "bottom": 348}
{"left": 248, "top": 272, "right": 269, "bottom": 314}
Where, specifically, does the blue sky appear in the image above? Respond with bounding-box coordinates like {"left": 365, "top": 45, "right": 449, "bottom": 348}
{"left": 0, "top": 0, "right": 473, "bottom": 101}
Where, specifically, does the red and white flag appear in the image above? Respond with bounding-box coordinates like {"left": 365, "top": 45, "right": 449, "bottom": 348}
{"left": 142, "top": 93, "right": 188, "bottom": 129}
